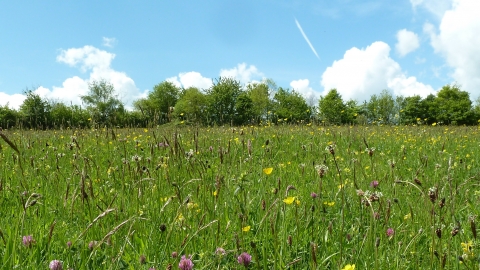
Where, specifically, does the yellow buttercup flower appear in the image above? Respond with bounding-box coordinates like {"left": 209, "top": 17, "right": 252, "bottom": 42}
{"left": 342, "top": 264, "right": 355, "bottom": 270}
{"left": 263, "top": 167, "right": 273, "bottom": 175}
{"left": 242, "top": 226, "right": 251, "bottom": 232}
{"left": 283, "top": 197, "right": 295, "bottom": 205}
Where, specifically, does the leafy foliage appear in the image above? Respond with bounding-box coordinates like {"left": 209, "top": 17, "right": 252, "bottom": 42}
{"left": 81, "top": 80, "right": 124, "bottom": 126}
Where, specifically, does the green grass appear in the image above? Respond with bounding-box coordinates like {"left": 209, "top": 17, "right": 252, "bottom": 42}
{"left": 0, "top": 124, "right": 479, "bottom": 269}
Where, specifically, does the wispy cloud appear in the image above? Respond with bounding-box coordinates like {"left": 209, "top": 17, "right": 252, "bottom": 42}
{"left": 102, "top": 37, "right": 117, "bottom": 48}
{"left": 294, "top": 18, "right": 320, "bottom": 60}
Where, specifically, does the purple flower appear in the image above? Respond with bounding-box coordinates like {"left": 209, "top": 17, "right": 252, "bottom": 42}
{"left": 66, "top": 241, "right": 72, "bottom": 248}
{"left": 178, "top": 255, "right": 194, "bottom": 270}
{"left": 215, "top": 247, "right": 226, "bottom": 256}
{"left": 237, "top": 252, "right": 252, "bottom": 267}
{"left": 172, "top": 251, "right": 178, "bottom": 258}
{"left": 370, "top": 180, "right": 379, "bottom": 189}
{"left": 49, "top": 260, "right": 63, "bottom": 270}
{"left": 310, "top": 192, "right": 318, "bottom": 199}
{"left": 386, "top": 228, "right": 395, "bottom": 237}
{"left": 22, "top": 235, "right": 35, "bottom": 248}
{"left": 88, "top": 240, "right": 97, "bottom": 250}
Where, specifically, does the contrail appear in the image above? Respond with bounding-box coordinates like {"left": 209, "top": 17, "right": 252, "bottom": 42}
{"left": 294, "top": 18, "right": 320, "bottom": 60}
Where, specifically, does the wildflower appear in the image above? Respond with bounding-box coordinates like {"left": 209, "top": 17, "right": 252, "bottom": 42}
{"left": 242, "top": 226, "right": 251, "bottom": 232}
{"left": 263, "top": 167, "right": 273, "bottom": 175}
{"left": 366, "top": 147, "right": 375, "bottom": 156}
{"left": 461, "top": 241, "right": 474, "bottom": 260}
{"left": 386, "top": 228, "right": 395, "bottom": 237}
{"left": 325, "top": 144, "right": 335, "bottom": 155}
{"left": 22, "top": 235, "right": 35, "bottom": 248}
{"left": 310, "top": 192, "right": 318, "bottom": 199}
{"left": 370, "top": 180, "right": 379, "bottom": 189}
{"left": 215, "top": 247, "right": 226, "bottom": 256}
{"left": 139, "top": 254, "right": 146, "bottom": 264}
{"left": 315, "top": 164, "right": 328, "bottom": 178}
{"left": 237, "top": 252, "right": 252, "bottom": 267}
{"left": 283, "top": 197, "right": 295, "bottom": 205}
{"left": 342, "top": 264, "right": 355, "bottom": 270}
{"left": 178, "top": 255, "right": 194, "bottom": 270}
{"left": 172, "top": 251, "right": 178, "bottom": 258}
{"left": 132, "top": 155, "right": 141, "bottom": 162}
{"left": 88, "top": 240, "right": 97, "bottom": 250}
{"left": 49, "top": 260, "right": 63, "bottom": 270}
{"left": 66, "top": 241, "right": 72, "bottom": 248}
{"left": 323, "top": 201, "right": 335, "bottom": 207}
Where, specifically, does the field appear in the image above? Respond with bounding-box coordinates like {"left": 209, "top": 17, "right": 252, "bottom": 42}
{"left": 0, "top": 124, "right": 479, "bottom": 269}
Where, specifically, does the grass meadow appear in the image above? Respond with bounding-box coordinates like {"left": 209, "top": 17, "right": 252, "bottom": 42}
{"left": 1, "top": 124, "right": 479, "bottom": 269}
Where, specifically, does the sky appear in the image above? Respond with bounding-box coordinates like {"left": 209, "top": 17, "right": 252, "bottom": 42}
{"left": 1, "top": 0, "right": 479, "bottom": 109}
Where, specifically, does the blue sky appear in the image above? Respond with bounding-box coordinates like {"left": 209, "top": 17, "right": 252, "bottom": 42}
{"left": 1, "top": 0, "right": 479, "bottom": 109}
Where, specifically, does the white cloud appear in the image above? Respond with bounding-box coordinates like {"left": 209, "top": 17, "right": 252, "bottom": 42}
{"left": 219, "top": 63, "right": 263, "bottom": 84}
{"left": 0, "top": 92, "right": 26, "bottom": 109}
{"left": 290, "top": 79, "right": 318, "bottom": 98}
{"left": 424, "top": 0, "right": 480, "bottom": 97}
{"left": 321, "top": 41, "right": 435, "bottom": 101}
{"left": 395, "top": 29, "right": 420, "bottom": 57}
{"left": 102, "top": 37, "right": 117, "bottom": 48}
{"left": 167, "top": 72, "right": 212, "bottom": 90}
{"left": 410, "top": 0, "right": 453, "bottom": 18}
{"left": 290, "top": 79, "right": 319, "bottom": 107}
{"left": 33, "top": 45, "right": 146, "bottom": 109}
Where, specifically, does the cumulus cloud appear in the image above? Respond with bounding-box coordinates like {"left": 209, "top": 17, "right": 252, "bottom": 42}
{"left": 0, "top": 92, "right": 26, "bottom": 109}
{"left": 219, "top": 63, "right": 263, "bottom": 84}
{"left": 321, "top": 41, "right": 435, "bottom": 101}
{"left": 290, "top": 79, "right": 319, "bottom": 107}
{"left": 423, "top": 0, "right": 480, "bottom": 97}
{"left": 395, "top": 29, "right": 420, "bottom": 57}
{"left": 166, "top": 72, "right": 212, "bottom": 90}
{"left": 34, "top": 45, "right": 146, "bottom": 108}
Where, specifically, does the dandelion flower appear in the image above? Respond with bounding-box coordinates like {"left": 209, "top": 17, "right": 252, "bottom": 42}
{"left": 283, "top": 197, "right": 295, "bottom": 205}
{"left": 263, "top": 167, "right": 273, "bottom": 175}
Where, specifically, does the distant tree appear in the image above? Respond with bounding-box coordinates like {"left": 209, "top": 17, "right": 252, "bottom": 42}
{"left": 19, "top": 90, "right": 51, "bottom": 129}
{"left": 134, "top": 81, "right": 180, "bottom": 123}
{"left": 234, "top": 92, "right": 254, "bottom": 125}
{"left": 245, "top": 82, "right": 272, "bottom": 123}
{"left": 318, "top": 89, "right": 346, "bottom": 124}
{"left": 434, "top": 84, "right": 473, "bottom": 125}
{"left": 206, "top": 77, "right": 243, "bottom": 125}
{"left": 81, "top": 80, "right": 123, "bottom": 127}
{"left": 377, "top": 90, "right": 395, "bottom": 124}
{"left": 174, "top": 87, "right": 207, "bottom": 124}
{"left": 272, "top": 88, "right": 309, "bottom": 122}
{"left": 400, "top": 95, "right": 423, "bottom": 124}
{"left": 344, "top": 99, "right": 359, "bottom": 124}
{"left": 0, "top": 105, "right": 19, "bottom": 128}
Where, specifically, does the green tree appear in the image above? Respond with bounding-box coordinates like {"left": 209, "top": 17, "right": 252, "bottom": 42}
{"left": 245, "top": 81, "right": 272, "bottom": 123}
{"left": 318, "top": 89, "right": 346, "bottom": 124}
{"left": 206, "top": 77, "right": 242, "bottom": 125}
{"left": 19, "top": 90, "right": 51, "bottom": 129}
{"left": 81, "top": 80, "right": 123, "bottom": 126}
{"left": 134, "top": 81, "right": 180, "bottom": 123}
{"left": 272, "top": 88, "right": 309, "bottom": 122}
{"left": 234, "top": 92, "right": 254, "bottom": 125}
{"left": 434, "top": 84, "right": 473, "bottom": 125}
{"left": 174, "top": 87, "right": 207, "bottom": 124}
{"left": 0, "top": 105, "right": 19, "bottom": 128}
{"left": 400, "top": 95, "right": 423, "bottom": 124}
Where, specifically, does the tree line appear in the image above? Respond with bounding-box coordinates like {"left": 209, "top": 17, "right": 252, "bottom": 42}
{"left": 1, "top": 77, "right": 480, "bottom": 129}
